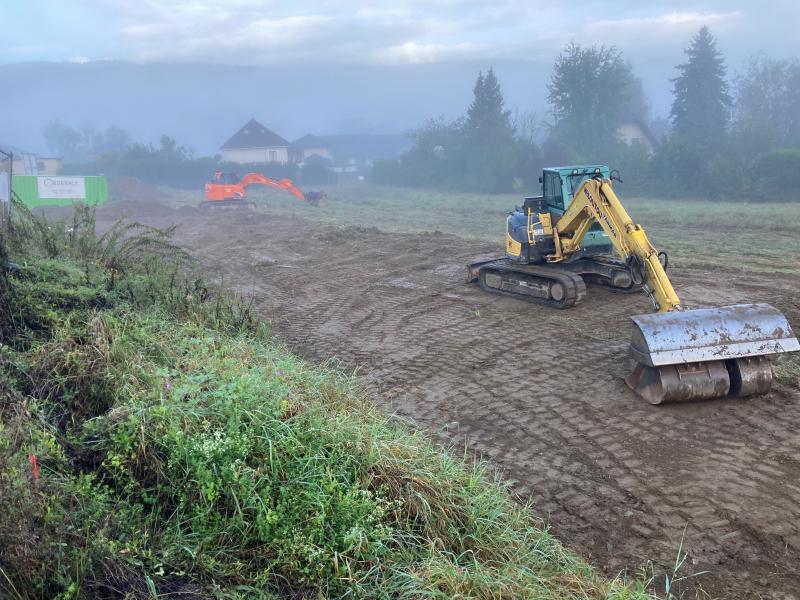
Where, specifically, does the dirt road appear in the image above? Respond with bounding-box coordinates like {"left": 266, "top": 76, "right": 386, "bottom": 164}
{"left": 104, "top": 203, "right": 800, "bottom": 598}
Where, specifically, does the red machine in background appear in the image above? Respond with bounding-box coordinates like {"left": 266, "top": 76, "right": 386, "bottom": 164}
{"left": 203, "top": 172, "right": 311, "bottom": 209}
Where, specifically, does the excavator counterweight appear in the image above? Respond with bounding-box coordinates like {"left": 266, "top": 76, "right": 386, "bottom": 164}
{"left": 468, "top": 165, "right": 799, "bottom": 404}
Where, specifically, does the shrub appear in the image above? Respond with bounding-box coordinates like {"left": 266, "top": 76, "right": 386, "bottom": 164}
{"left": 750, "top": 148, "right": 800, "bottom": 201}
{"left": 301, "top": 162, "right": 337, "bottom": 185}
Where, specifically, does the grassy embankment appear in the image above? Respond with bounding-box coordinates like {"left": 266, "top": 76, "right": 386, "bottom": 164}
{"left": 0, "top": 200, "right": 661, "bottom": 598}
{"left": 213, "top": 184, "right": 800, "bottom": 276}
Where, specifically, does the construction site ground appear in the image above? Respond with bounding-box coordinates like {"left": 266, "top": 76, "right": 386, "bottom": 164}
{"left": 94, "top": 184, "right": 800, "bottom": 599}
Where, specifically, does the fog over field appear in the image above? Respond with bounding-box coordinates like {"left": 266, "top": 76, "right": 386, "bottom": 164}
{"left": 2, "top": 1, "right": 799, "bottom": 153}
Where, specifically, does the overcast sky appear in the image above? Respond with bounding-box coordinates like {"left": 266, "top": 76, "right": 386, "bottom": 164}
{"left": 3, "top": 1, "right": 798, "bottom": 68}
{"left": 2, "top": 0, "right": 799, "bottom": 146}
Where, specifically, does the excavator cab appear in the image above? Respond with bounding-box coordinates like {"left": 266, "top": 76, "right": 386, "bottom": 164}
{"left": 543, "top": 166, "right": 611, "bottom": 249}
{"left": 210, "top": 172, "right": 240, "bottom": 184}
{"left": 506, "top": 166, "right": 613, "bottom": 264}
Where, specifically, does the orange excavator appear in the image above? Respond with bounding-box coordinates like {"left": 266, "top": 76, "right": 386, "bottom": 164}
{"left": 202, "top": 172, "right": 312, "bottom": 209}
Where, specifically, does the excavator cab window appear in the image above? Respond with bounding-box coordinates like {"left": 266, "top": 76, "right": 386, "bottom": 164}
{"left": 543, "top": 172, "right": 564, "bottom": 211}
{"left": 565, "top": 174, "right": 593, "bottom": 198}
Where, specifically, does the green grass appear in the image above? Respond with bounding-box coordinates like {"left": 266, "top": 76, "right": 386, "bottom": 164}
{"left": 172, "top": 184, "right": 800, "bottom": 275}
{"left": 0, "top": 203, "right": 663, "bottom": 597}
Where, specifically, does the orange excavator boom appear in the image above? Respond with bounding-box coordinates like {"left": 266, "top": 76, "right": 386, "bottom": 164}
{"left": 238, "top": 173, "right": 305, "bottom": 201}
{"left": 203, "top": 172, "right": 308, "bottom": 207}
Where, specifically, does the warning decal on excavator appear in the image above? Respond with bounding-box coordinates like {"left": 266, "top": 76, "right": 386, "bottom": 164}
{"left": 583, "top": 186, "right": 618, "bottom": 240}
{"left": 505, "top": 233, "right": 522, "bottom": 257}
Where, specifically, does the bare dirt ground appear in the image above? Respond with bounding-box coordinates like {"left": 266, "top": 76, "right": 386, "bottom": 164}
{"left": 98, "top": 200, "right": 800, "bottom": 599}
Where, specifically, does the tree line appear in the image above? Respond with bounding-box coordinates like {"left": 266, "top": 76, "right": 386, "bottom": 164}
{"left": 372, "top": 26, "right": 800, "bottom": 201}
{"left": 46, "top": 130, "right": 329, "bottom": 188}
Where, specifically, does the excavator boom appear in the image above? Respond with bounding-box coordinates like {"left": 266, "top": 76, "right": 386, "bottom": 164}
{"left": 548, "top": 177, "right": 799, "bottom": 403}
{"left": 552, "top": 179, "right": 679, "bottom": 311}
{"left": 238, "top": 173, "right": 306, "bottom": 201}
{"left": 203, "top": 172, "right": 308, "bottom": 208}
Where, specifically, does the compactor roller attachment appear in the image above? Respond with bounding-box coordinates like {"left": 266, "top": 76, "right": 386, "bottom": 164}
{"left": 625, "top": 303, "right": 799, "bottom": 404}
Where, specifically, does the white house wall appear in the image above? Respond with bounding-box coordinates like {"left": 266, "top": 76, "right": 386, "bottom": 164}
{"left": 10, "top": 156, "right": 61, "bottom": 175}
{"left": 222, "top": 147, "right": 290, "bottom": 164}
{"left": 616, "top": 124, "right": 653, "bottom": 155}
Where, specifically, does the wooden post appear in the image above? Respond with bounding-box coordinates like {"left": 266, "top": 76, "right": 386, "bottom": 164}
{"left": 0, "top": 149, "right": 11, "bottom": 235}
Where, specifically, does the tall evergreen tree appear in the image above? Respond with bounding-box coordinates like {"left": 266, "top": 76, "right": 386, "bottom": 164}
{"left": 465, "top": 68, "right": 513, "bottom": 142}
{"left": 670, "top": 26, "right": 731, "bottom": 145}
{"left": 460, "top": 68, "right": 519, "bottom": 191}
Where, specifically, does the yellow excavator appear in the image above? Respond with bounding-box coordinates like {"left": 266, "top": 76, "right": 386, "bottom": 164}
{"left": 467, "top": 165, "right": 799, "bottom": 404}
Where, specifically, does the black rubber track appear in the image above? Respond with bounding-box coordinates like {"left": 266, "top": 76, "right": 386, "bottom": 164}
{"left": 476, "top": 260, "right": 587, "bottom": 309}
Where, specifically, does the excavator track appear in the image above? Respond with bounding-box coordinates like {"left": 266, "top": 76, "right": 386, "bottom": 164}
{"left": 558, "top": 256, "right": 643, "bottom": 294}
{"left": 199, "top": 199, "right": 256, "bottom": 211}
{"left": 471, "top": 259, "right": 587, "bottom": 309}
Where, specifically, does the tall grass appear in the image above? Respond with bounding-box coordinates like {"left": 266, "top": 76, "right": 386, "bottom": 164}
{"left": 0, "top": 202, "right": 660, "bottom": 598}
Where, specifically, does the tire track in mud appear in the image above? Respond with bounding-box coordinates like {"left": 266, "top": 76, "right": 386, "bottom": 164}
{"left": 134, "top": 209, "right": 800, "bottom": 599}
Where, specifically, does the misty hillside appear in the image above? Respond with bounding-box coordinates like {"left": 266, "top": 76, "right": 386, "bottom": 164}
{"left": 2, "top": 60, "right": 556, "bottom": 154}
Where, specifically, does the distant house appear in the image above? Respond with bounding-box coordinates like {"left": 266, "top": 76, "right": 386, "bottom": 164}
{"left": 220, "top": 119, "right": 294, "bottom": 165}
{"left": 292, "top": 134, "right": 334, "bottom": 163}
{"left": 302, "top": 152, "right": 334, "bottom": 169}
{"left": 292, "top": 133, "right": 411, "bottom": 174}
{"left": 616, "top": 120, "right": 659, "bottom": 155}
{"left": 0, "top": 145, "right": 62, "bottom": 176}
{"left": 36, "top": 157, "right": 62, "bottom": 176}
{"left": 218, "top": 120, "right": 411, "bottom": 175}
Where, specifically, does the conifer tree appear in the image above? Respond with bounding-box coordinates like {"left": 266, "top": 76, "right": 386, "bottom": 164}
{"left": 670, "top": 26, "right": 731, "bottom": 146}
{"left": 466, "top": 68, "right": 513, "bottom": 142}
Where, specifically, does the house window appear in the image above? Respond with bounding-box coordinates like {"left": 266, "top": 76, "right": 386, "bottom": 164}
{"left": 37, "top": 161, "right": 46, "bottom": 172}
{"left": 269, "top": 150, "right": 278, "bottom": 162}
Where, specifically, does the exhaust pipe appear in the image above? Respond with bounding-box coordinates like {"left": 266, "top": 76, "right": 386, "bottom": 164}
{"left": 625, "top": 303, "right": 799, "bottom": 404}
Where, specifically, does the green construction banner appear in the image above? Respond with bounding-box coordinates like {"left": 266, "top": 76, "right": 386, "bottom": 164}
{"left": 12, "top": 175, "right": 108, "bottom": 208}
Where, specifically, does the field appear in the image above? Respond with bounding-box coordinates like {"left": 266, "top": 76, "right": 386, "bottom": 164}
{"left": 230, "top": 184, "right": 800, "bottom": 275}
{"left": 95, "top": 182, "right": 800, "bottom": 598}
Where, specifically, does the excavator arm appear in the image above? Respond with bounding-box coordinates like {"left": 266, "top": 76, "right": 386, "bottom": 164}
{"left": 239, "top": 173, "right": 306, "bottom": 201}
{"left": 547, "top": 177, "right": 680, "bottom": 312}
{"left": 540, "top": 176, "right": 798, "bottom": 403}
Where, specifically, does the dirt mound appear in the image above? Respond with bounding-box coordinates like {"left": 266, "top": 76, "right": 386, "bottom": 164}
{"left": 102, "top": 177, "right": 178, "bottom": 221}
{"left": 108, "top": 176, "right": 166, "bottom": 203}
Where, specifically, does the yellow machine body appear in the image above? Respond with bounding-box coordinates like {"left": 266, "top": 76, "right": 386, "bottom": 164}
{"left": 469, "top": 172, "right": 799, "bottom": 404}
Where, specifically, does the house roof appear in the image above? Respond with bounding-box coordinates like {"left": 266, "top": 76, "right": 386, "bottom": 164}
{"left": 221, "top": 118, "right": 290, "bottom": 150}
{"left": 292, "top": 133, "right": 411, "bottom": 163}
{"left": 303, "top": 152, "right": 334, "bottom": 167}
{"left": 293, "top": 134, "right": 329, "bottom": 149}
{"left": 0, "top": 144, "right": 31, "bottom": 156}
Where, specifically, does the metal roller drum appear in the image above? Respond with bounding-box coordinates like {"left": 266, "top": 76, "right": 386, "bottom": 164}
{"left": 625, "top": 303, "right": 799, "bottom": 404}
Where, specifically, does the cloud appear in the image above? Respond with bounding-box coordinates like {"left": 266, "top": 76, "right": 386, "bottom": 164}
{"left": 63, "top": 0, "right": 554, "bottom": 64}
{"left": 8, "top": 43, "right": 62, "bottom": 57}
{"left": 376, "top": 42, "right": 484, "bottom": 65}
{"left": 2, "top": 1, "right": 799, "bottom": 68}
{"left": 587, "top": 10, "right": 741, "bottom": 37}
